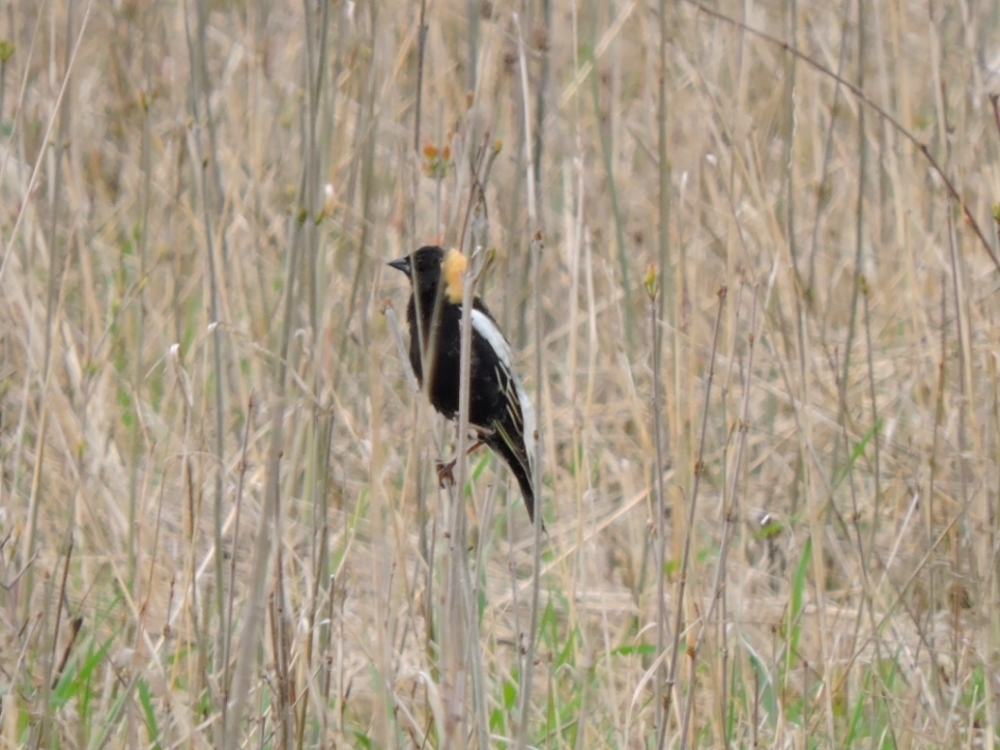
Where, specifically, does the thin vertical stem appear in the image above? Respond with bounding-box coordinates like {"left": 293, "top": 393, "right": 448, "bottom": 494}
{"left": 443, "top": 200, "right": 490, "bottom": 750}
{"left": 654, "top": 5, "right": 671, "bottom": 741}
{"left": 466, "top": 0, "right": 479, "bottom": 91}
{"left": 785, "top": 0, "right": 799, "bottom": 283}
{"left": 221, "top": 396, "right": 254, "bottom": 738}
{"left": 514, "top": 13, "right": 537, "bottom": 225}
{"left": 0, "top": 0, "right": 94, "bottom": 286}
{"left": 129, "top": 12, "right": 153, "bottom": 598}
{"left": 533, "top": 0, "right": 551, "bottom": 201}
{"left": 19, "top": 0, "right": 92, "bottom": 628}
{"left": 414, "top": 0, "right": 428, "bottom": 155}
{"left": 667, "top": 286, "right": 726, "bottom": 750}
{"left": 649, "top": 267, "right": 668, "bottom": 749}
{"left": 183, "top": 0, "right": 228, "bottom": 668}
{"left": 657, "top": 0, "right": 670, "bottom": 339}
{"left": 516, "top": 231, "right": 545, "bottom": 750}
{"left": 588, "top": 0, "right": 631, "bottom": 347}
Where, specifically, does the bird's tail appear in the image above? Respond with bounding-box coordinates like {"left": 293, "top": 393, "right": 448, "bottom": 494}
{"left": 485, "top": 432, "right": 542, "bottom": 529}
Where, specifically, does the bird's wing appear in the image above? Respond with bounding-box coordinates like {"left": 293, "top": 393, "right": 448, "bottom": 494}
{"left": 470, "top": 307, "right": 537, "bottom": 469}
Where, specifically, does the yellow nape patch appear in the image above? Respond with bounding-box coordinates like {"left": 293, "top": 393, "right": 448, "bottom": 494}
{"left": 442, "top": 248, "right": 468, "bottom": 303}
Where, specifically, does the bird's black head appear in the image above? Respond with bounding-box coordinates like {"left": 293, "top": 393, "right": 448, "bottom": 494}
{"left": 388, "top": 245, "right": 466, "bottom": 302}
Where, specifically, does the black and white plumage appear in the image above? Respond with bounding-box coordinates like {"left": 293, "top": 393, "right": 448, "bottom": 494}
{"left": 388, "top": 245, "right": 539, "bottom": 523}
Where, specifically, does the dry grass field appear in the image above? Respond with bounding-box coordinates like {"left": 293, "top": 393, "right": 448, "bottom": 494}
{"left": 2, "top": 0, "right": 1000, "bottom": 747}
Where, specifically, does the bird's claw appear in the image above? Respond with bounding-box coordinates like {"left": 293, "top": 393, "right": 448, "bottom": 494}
{"left": 435, "top": 457, "right": 457, "bottom": 488}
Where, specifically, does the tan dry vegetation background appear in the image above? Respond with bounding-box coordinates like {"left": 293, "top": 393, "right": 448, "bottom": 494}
{"left": 2, "top": 0, "right": 1000, "bottom": 748}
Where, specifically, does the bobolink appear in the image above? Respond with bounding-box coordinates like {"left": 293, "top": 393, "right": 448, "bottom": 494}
{"left": 389, "top": 245, "right": 539, "bottom": 524}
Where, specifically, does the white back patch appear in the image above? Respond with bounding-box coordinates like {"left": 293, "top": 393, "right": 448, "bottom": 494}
{"left": 471, "top": 309, "right": 513, "bottom": 369}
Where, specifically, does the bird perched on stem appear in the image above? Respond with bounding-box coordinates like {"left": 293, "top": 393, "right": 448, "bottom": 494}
{"left": 389, "top": 245, "right": 539, "bottom": 525}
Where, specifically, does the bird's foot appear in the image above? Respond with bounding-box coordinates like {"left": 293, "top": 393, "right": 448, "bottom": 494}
{"left": 435, "top": 440, "right": 486, "bottom": 488}
{"left": 435, "top": 457, "right": 457, "bottom": 488}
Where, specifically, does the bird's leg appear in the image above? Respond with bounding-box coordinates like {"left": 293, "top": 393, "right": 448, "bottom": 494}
{"left": 435, "top": 439, "right": 486, "bottom": 488}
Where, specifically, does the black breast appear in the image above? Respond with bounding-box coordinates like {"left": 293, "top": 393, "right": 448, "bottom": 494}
{"left": 407, "top": 296, "right": 463, "bottom": 420}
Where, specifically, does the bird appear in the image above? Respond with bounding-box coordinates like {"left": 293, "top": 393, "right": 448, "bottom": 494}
{"left": 388, "top": 245, "right": 540, "bottom": 525}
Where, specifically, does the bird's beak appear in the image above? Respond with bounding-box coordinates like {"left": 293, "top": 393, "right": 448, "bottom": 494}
{"left": 388, "top": 256, "right": 411, "bottom": 277}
